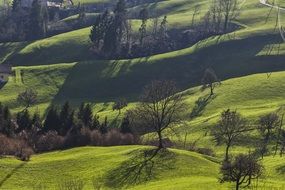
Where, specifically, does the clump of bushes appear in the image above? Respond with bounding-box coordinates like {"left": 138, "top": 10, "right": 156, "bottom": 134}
{"left": 0, "top": 101, "right": 139, "bottom": 161}
{"left": 0, "top": 134, "right": 34, "bottom": 161}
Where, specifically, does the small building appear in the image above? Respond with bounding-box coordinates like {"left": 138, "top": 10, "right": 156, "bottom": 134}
{"left": 0, "top": 64, "right": 12, "bottom": 83}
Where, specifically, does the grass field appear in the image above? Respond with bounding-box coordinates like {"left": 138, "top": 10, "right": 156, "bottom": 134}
{"left": 0, "top": 146, "right": 284, "bottom": 190}
{"left": 1, "top": 0, "right": 285, "bottom": 189}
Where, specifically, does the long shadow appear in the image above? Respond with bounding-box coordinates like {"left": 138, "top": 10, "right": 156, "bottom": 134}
{"left": 0, "top": 162, "right": 27, "bottom": 188}
{"left": 0, "top": 82, "right": 6, "bottom": 90}
{"left": 277, "top": 165, "right": 285, "bottom": 174}
{"left": 47, "top": 33, "right": 285, "bottom": 109}
{"left": 104, "top": 148, "right": 176, "bottom": 189}
{"left": 190, "top": 93, "right": 216, "bottom": 118}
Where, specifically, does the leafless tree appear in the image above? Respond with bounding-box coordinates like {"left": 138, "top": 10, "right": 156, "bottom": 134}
{"left": 219, "top": 0, "right": 240, "bottom": 32}
{"left": 113, "top": 98, "right": 128, "bottom": 114}
{"left": 128, "top": 80, "right": 185, "bottom": 149}
{"left": 220, "top": 153, "right": 263, "bottom": 190}
{"left": 201, "top": 68, "right": 219, "bottom": 96}
{"left": 212, "top": 109, "right": 247, "bottom": 161}
{"left": 191, "top": 5, "right": 201, "bottom": 27}
{"left": 258, "top": 112, "right": 280, "bottom": 158}
{"left": 17, "top": 88, "right": 38, "bottom": 111}
{"left": 206, "top": 0, "right": 240, "bottom": 33}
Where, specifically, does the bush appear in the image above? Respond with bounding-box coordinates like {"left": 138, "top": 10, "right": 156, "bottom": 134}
{"left": 104, "top": 129, "right": 138, "bottom": 146}
{"left": 0, "top": 134, "right": 34, "bottom": 160}
{"left": 0, "top": 134, "right": 16, "bottom": 156}
{"left": 64, "top": 128, "right": 92, "bottom": 148}
{"left": 35, "top": 131, "right": 64, "bottom": 152}
{"left": 90, "top": 130, "right": 103, "bottom": 146}
{"left": 17, "top": 147, "right": 34, "bottom": 161}
{"left": 196, "top": 148, "right": 215, "bottom": 157}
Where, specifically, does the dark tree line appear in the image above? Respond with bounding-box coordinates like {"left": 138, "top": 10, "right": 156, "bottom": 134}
{"left": 0, "top": 0, "right": 49, "bottom": 41}
{"left": 89, "top": 0, "right": 171, "bottom": 59}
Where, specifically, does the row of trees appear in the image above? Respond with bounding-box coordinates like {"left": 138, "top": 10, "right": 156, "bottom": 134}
{"left": 0, "top": 101, "right": 133, "bottom": 138}
{"left": 213, "top": 110, "right": 285, "bottom": 162}
{"left": 0, "top": 0, "right": 88, "bottom": 42}
{"left": 212, "top": 109, "right": 285, "bottom": 189}
{"left": 89, "top": 0, "right": 170, "bottom": 59}
{"left": 0, "top": 0, "right": 49, "bottom": 41}
{"left": 89, "top": 0, "right": 240, "bottom": 59}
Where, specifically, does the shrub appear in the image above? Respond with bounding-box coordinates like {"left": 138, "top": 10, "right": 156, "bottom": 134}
{"left": 196, "top": 148, "right": 215, "bottom": 157}
{"left": 64, "top": 128, "right": 92, "bottom": 148}
{"left": 0, "top": 134, "right": 15, "bottom": 156}
{"left": 17, "top": 147, "right": 34, "bottom": 161}
{"left": 35, "top": 131, "right": 64, "bottom": 152}
{"left": 0, "top": 134, "right": 34, "bottom": 160}
{"left": 104, "top": 129, "right": 123, "bottom": 146}
{"left": 103, "top": 129, "right": 138, "bottom": 146}
{"left": 90, "top": 130, "right": 103, "bottom": 146}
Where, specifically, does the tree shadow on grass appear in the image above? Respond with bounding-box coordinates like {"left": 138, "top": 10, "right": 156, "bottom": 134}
{"left": 277, "top": 165, "right": 285, "bottom": 174}
{"left": 0, "top": 162, "right": 26, "bottom": 188}
{"left": 190, "top": 94, "right": 216, "bottom": 118}
{"left": 0, "top": 82, "right": 7, "bottom": 90}
{"left": 105, "top": 148, "right": 176, "bottom": 189}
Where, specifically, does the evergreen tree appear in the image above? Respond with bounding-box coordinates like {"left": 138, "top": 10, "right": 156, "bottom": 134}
{"left": 83, "top": 104, "right": 93, "bottom": 127}
{"left": 77, "top": 103, "right": 93, "bottom": 128}
{"left": 99, "top": 116, "right": 108, "bottom": 134}
{"left": 59, "top": 101, "right": 74, "bottom": 135}
{"left": 43, "top": 106, "right": 60, "bottom": 132}
{"left": 0, "top": 104, "right": 14, "bottom": 136}
{"left": 78, "top": 102, "right": 85, "bottom": 121}
{"left": 139, "top": 8, "right": 149, "bottom": 46}
{"left": 120, "top": 116, "right": 132, "bottom": 134}
{"left": 90, "top": 10, "right": 111, "bottom": 49}
{"left": 91, "top": 114, "right": 100, "bottom": 130}
{"left": 32, "top": 111, "right": 42, "bottom": 131}
{"left": 28, "top": 0, "right": 49, "bottom": 40}
{"left": 103, "top": 0, "right": 127, "bottom": 56}
{"left": 158, "top": 16, "right": 168, "bottom": 49}
{"left": 16, "top": 109, "right": 32, "bottom": 132}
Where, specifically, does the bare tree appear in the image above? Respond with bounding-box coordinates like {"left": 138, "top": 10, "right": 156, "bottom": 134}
{"left": 277, "top": 129, "right": 285, "bottom": 156}
{"left": 128, "top": 80, "right": 184, "bottom": 149}
{"left": 220, "top": 0, "right": 240, "bottom": 32}
{"left": 212, "top": 109, "right": 247, "bottom": 161}
{"left": 113, "top": 98, "right": 128, "bottom": 114}
{"left": 202, "top": 68, "right": 219, "bottom": 96}
{"left": 17, "top": 88, "right": 38, "bottom": 111}
{"left": 191, "top": 5, "right": 201, "bottom": 27}
{"left": 258, "top": 112, "right": 280, "bottom": 158}
{"left": 220, "top": 153, "right": 263, "bottom": 190}
{"left": 206, "top": 0, "right": 240, "bottom": 33}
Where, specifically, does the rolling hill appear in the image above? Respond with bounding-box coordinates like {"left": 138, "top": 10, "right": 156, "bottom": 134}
{"left": 1, "top": 0, "right": 285, "bottom": 189}
{"left": 0, "top": 146, "right": 284, "bottom": 190}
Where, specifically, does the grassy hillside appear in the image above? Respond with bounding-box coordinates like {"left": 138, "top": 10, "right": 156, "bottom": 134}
{"left": 1, "top": 0, "right": 285, "bottom": 66}
{"left": 0, "top": 146, "right": 284, "bottom": 190}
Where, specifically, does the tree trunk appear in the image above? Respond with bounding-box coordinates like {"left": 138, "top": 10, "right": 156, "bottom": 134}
{"left": 158, "top": 131, "right": 163, "bottom": 149}
{"left": 210, "top": 83, "right": 214, "bottom": 95}
{"left": 236, "top": 180, "right": 239, "bottom": 190}
{"left": 225, "top": 144, "right": 230, "bottom": 162}
{"left": 224, "top": 14, "right": 229, "bottom": 33}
